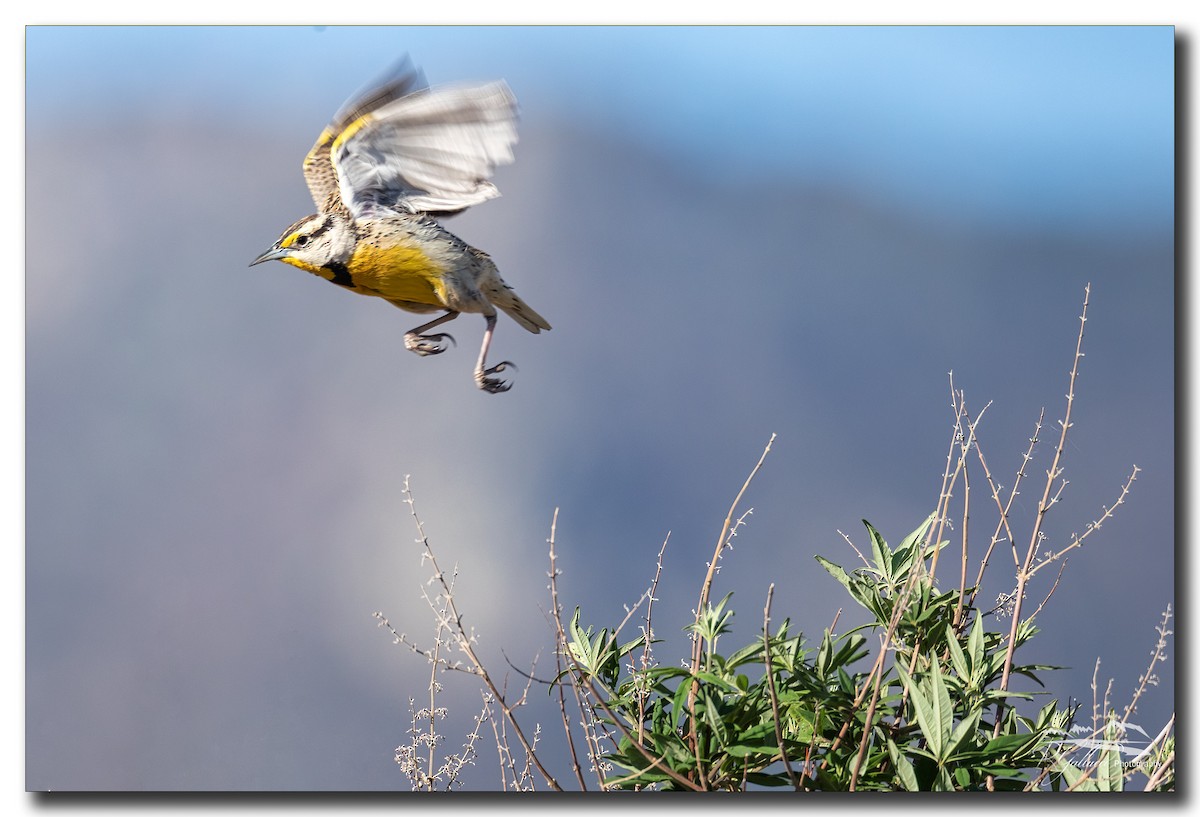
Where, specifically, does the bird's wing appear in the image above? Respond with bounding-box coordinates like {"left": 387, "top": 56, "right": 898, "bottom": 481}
{"left": 329, "top": 79, "right": 519, "bottom": 220}
{"left": 302, "top": 56, "right": 429, "bottom": 215}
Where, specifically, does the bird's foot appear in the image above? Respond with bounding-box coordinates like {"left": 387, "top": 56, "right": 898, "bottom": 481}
{"left": 474, "top": 361, "right": 516, "bottom": 394}
{"left": 404, "top": 331, "right": 456, "bottom": 357}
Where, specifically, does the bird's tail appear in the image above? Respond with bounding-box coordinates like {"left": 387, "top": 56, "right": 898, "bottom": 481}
{"left": 497, "top": 290, "right": 551, "bottom": 334}
{"left": 482, "top": 276, "right": 551, "bottom": 333}
{"left": 475, "top": 250, "right": 551, "bottom": 333}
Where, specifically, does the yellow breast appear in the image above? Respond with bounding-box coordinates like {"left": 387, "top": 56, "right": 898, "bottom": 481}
{"left": 346, "top": 240, "right": 448, "bottom": 306}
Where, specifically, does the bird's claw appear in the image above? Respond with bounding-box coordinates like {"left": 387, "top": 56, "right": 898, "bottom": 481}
{"left": 404, "top": 332, "right": 456, "bottom": 357}
{"left": 475, "top": 360, "right": 517, "bottom": 394}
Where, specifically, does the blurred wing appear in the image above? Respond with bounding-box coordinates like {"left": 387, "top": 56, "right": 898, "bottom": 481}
{"left": 330, "top": 80, "right": 519, "bottom": 219}
{"left": 303, "top": 57, "right": 429, "bottom": 215}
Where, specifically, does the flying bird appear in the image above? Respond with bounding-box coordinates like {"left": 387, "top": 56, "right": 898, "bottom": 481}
{"left": 251, "top": 56, "right": 550, "bottom": 393}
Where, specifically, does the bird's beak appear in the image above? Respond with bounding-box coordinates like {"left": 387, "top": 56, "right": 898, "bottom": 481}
{"left": 249, "top": 246, "right": 290, "bottom": 267}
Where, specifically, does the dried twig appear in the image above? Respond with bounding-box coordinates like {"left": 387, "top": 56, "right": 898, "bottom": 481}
{"left": 636, "top": 534, "right": 669, "bottom": 745}
{"left": 400, "top": 477, "right": 562, "bottom": 791}
{"left": 685, "top": 434, "right": 775, "bottom": 783}
{"left": 762, "top": 584, "right": 801, "bottom": 790}
{"left": 994, "top": 285, "right": 1094, "bottom": 732}
{"left": 969, "top": 409, "right": 1044, "bottom": 608}
{"left": 546, "top": 508, "right": 602, "bottom": 788}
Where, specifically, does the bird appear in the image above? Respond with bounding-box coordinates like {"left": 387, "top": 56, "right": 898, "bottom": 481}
{"left": 251, "top": 56, "right": 550, "bottom": 393}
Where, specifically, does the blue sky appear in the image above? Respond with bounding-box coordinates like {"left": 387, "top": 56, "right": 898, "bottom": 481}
{"left": 25, "top": 25, "right": 1174, "bottom": 234}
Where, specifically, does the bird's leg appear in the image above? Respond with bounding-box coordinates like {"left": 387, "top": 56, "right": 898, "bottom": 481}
{"left": 474, "top": 313, "right": 516, "bottom": 394}
{"left": 404, "top": 311, "right": 459, "bottom": 356}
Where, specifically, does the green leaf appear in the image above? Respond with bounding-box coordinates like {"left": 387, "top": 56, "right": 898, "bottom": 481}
{"left": 670, "top": 679, "right": 695, "bottom": 731}
{"left": 982, "top": 731, "right": 1042, "bottom": 758}
{"left": 897, "top": 663, "right": 953, "bottom": 762}
{"left": 932, "top": 766, "right": 957, "bottom": 792}
{"left": 617, "top": 634, "right": 646, "bottom": 659}
{"left": 700, "top": 688, "right": 729, "bottom": 746}
{"left": 897, "top": 514, "right": 935, "bottom": 552}
{"left": 815, "top": 556, "right": 885, "bottom": 616}
{"left": 945, "top": 624, "right": 970, "bottom": 681}
{"left": 834, "top": 633, "right": 869, "bottom": 669}
{"left": 1095, "top": 749, "right": 1123, "bottom": 792}
{"left": 897, "top": 665, "right": 935, "bottom": 758}
{"left": 815, "top": 555, "right": 853, "bottom": 593}
{"left": 893, "top": 513, "right": 937, "bottom": 578}
{"left": 726, "top": 640, "right": 765, "bottom": 669}
{"left": 691, "top": 670, "right": 744, "bottom": 694}
{"left": 967, "top": 612, "right": 984, "bottom": 670}
{"left": 784, "top": 706, "right": 819, "bottom": 744}
{"left": 930, "top": 665, "right": 954, "bottom": 757}
{"left": 947, "top": 709, "right": 982, "bottom": 756}
{"left": 887, "top": 739, "right": 920, "bottom": 791}
{"left": 863, "top": 520, "right": 891, "bottom": 580}
{"left": 1011, "top": 663, "right": 1062, "bottom": 688}
{"left": 724, "top": 733, "right": 779, "bottom": 758}
{"left": 1051, "top": 751, "right": 1098, "bottom": 792}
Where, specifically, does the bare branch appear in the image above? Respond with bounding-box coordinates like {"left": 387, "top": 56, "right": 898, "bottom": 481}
{"left": 994, "top": 284, "right": 1091, "bottom": 736}
{"left": 402, "top": 477, "right": 562, "bottom": 790}
{"left": 762, "top": 584, "right": 802, "bottom": 790}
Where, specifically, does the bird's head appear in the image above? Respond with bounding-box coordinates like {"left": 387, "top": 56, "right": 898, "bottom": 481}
{"left": 250, "top": 212, "right": 355, "bottom": 274}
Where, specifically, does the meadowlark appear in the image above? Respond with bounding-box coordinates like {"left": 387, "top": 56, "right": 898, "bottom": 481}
{"left": 251, "top": 56, "right": 550, "bottom": 393}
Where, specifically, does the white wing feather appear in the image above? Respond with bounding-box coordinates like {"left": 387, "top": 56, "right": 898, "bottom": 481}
{"left": 332, "top": 81, "right": 519, "bottom": 219}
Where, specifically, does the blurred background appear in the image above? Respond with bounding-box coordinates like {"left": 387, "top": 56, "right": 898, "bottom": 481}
{"left": 25, "top": 25, "right": 1174, "bottom": 790}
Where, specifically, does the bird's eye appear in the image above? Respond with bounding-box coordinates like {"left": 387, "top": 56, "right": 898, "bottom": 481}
{"left": 294, "top": 235, "right": 310, "bottom": 247}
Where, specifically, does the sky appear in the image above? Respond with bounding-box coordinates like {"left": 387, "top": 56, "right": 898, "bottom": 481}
{"left": 24, "top": 25, "right": 1173, "bottom": 235}
{"left": 20, "top": 20, "right": 1178, "bottom": 796}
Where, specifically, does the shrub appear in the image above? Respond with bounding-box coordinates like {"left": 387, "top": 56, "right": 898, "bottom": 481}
{"left": 377, "top": 284, "right": 1174, "bottom": 792}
